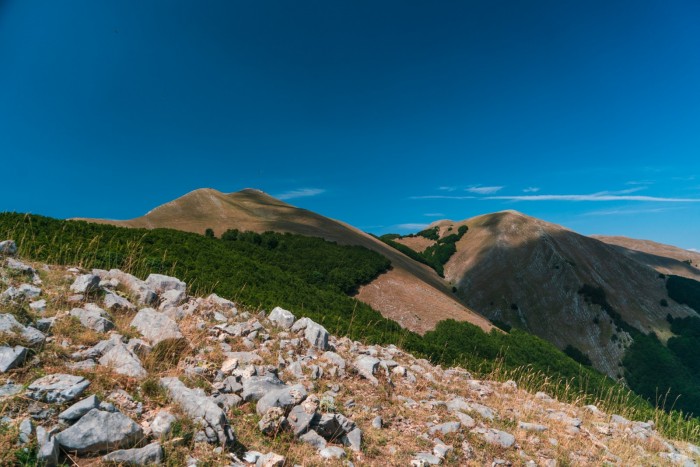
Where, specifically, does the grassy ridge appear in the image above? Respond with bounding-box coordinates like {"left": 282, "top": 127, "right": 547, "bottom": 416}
{"left": 2, "top": 212, "right": 700, "bottom": 442}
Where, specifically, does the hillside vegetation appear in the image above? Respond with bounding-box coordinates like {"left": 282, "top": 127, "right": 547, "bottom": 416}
{"left": 2, "top": 213, "right": 700, "bottom": 442}
{"left": 379, "top": 225, "right": 468, "bottom": 277}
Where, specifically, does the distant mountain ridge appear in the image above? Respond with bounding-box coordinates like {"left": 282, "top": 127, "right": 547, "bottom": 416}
{"left": 79, "top": 188, "right": 700, "bottom": 380}
{"left": 394, "top": 210, "right": 698, "bottom": 377}
{"left": 77, "top": 188, "right": 492, "bottom": 334}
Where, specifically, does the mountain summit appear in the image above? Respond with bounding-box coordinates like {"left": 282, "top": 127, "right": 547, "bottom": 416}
{"left": 79, "top": 188, "right": 492, "bottom": 334}
{"left": 393, "top": 210, "right": 698, "bottom": 377}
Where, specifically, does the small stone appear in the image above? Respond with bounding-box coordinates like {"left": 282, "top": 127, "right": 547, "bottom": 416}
{"left": 518, "top": 421, "right": 548, "bottom": 432}
{"left": 354, "top": 356, "right": 380, "bottom": 385}
{"left": 300, "top": 429, "right": 327, "bottom": 449}
{"left": 343, "top": 427, "right": 362, "bottom": 452}
{"left": 319, "top": 446, "right": 346, "bottom": 459}
{"left": 99, "top": 342, "right": 147, "bottom": 378}
{"left": 131, "top": 308, "right": 183, "bottom": 345}
{"left": 102, "top": 442, "right": 164, "bottom": 465}
{"left": 70, "top": 306, "right": 114, "bottom": 333}
{"left": 372, "top": 416, "right": 383, "bottom": 429}
{"left": 475, "top": 428, "right": 515, "bottom": 449}
{"left": 27, "top": 374, "right": 90, "bottom": 403}
{"left": 36, "top": 425, "right": 59, "bottom": 466}
{"left": 258, "top": 407, "right": 287, "bottom": 435}
{"left": 428, "top": 421, "right": 460, "bottom": 436}
{"left": 0, "top": 345, "right": 28, "bottom": 372}
{"left": 29, "top": 299, "right": 47, "bottom": 313}
{"left": 0, "top": 313, "right": 45, "bottom": 346}
{"left": 104, "top": 292, "right": 136, "bottom": 311}
{"left": 413, "top": 452, "right": 441, "bottom": 465}
{"left": 256, "top": 384, "right": 307, "bottom": 415}
{"left": 55, "top": 408, "right": 143, "bottom": 454}
{"left": 70, "top": 274, "right": 100, "bottom": 294}
{"left": 18, "top": 417, "right": 33, "bottom": 444}
{"left": 304, "top": 320, "right": 330, "bottom": 350}
{"left": 0, "top": 240, "right": 17, "bottom": 255}
{"left": 59, "top": 394, "right": 100, "bottom": 422}
{"left": 151, "top": 410, "right": 177, "bottom": 438}
{"left": 256, "top": 452, "right": 285, "bottom": 467}
{"left": 0, "top": 381, "right": 23, "bottom": 398}
{"left": 268, "top": 306, "right": 296, "bottom": 329}
{"left": 160, "top": 377, "right": 236, "bottom": 447}
{"left": 145, "top": 273, "right": 186, "bottom": 294}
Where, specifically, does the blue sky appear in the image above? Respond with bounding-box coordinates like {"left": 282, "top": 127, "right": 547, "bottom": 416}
{"left": 1, "top": 1, "right": 699, "bottom": 250}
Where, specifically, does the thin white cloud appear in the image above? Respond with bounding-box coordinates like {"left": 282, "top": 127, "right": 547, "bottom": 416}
{"left": 626, "top": 180, "right": 655, "bottom": 186}
{"left": 466, "top": 185, "right": 503, "bottom": 195}
{"left": 438, "top": 186, "right": 457, "bottom": 192}
{"left": 582, "top": 207, "right": 679, "bottom": 216}
{"left": 523, "top": 187, "right": 540, "bottom": 193}
{"left": 486, "top": 188, "right": 699, "bottom": 202}
{"left": 396, "top": 223, "right": 429, "bottom": 230}
{"left": 410, "top": 195, "right": 476, "bottom": 200}
{"left": 424, "top": 213, "right": 445, "bottom": 217}
{"left": 275, "top": 188, "right": 325, "bottom": 200}
{"left": 688, "top": 248, "right": 699, "bottom": 253}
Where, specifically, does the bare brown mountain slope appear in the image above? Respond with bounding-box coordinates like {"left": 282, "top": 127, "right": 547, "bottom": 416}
{"left": 398, "top": 211, "right": 697, "bottom": 377}
{"left": 78, "top": 188, "right": 491, "bottom": 334}
{"left": 592, "top": 235, "right": 700, "bottom": 281}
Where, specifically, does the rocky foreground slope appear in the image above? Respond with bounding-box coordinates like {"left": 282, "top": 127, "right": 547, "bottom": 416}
{"left": 0, "top": 239, "right": 699, "bottom": 466}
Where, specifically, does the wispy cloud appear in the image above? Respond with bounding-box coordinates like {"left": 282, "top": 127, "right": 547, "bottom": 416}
{"left": 466, "top": 185, "right": 503, "bottom": 195}
{"left": 487, "top": 193, "right": 700, "bottom": 202}
{"left": 582, "top": 207, "right": 680, "bottom": 216}
{"left": 626, "top": 180, "right": 655, "bottom": 186}
{"left": 275, "top": 188, "right": 325, "bottom": 200}
{"left": 410, "top": 195, "right": 476, "bottom": 200}
{"left": 688, "top": 248, "right": 699, "bottom": 253}
{"left": 523, "top": 187, "right": 540, "bottom": 193}
{"left": 438, "top": 186, "right": 457, "bottom": 192}
{"left": 424, "top": 213, "right": 444, "bottom": 217}
{"left": 396, "top": 223, "right": 429, "bottom": 230}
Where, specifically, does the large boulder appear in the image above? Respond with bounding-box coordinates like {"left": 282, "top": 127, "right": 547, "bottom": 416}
{"left": 55, "top": 408, "right": 143, "bottom": 454}
{"left": 0, "top": 345, "right": 28, "bottom": 372}
{"left": 145, "top": 274, "right": 186, "bottom": 294}
{"left": 130, "top": 308, "right": 183, "bottom": 345}
{"left": 26, "top": 374, "right": 90, "bottom": 403}
{"left": 268, "top": 307, "right": 295, "bottom": 329}
{"left": 70, "top": 274, "right": 101, "bottom": 294}
{"left": 70, "top": 306, "right": 114, "bottom": 333}
{"left": 160, "top": 377, "right": 235, "bottom": 447}
{"left": 102, "top": 442, "right": 164, "bottom": 465}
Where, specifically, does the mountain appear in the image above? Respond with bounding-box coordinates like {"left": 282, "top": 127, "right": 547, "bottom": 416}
{"left": 2, "top": 251, "right": 697, "bottom": 465}
{"left": 593, "top": 235, "right": 700, "bottom": 281}
{"left": 78, "top": 188, "right": 492, "bottom": 334}
{"left": 393, "top": 210, "right": 698, "bottom": 377}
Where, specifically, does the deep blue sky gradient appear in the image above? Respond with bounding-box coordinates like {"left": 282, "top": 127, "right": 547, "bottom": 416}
{"left": 1, "top": 1, "right": 699, "bottom": 249}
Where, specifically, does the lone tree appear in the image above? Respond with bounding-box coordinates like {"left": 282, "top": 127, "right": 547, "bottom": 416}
{"left": 205, "top": 228, "right": 215, "bottom": 238}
